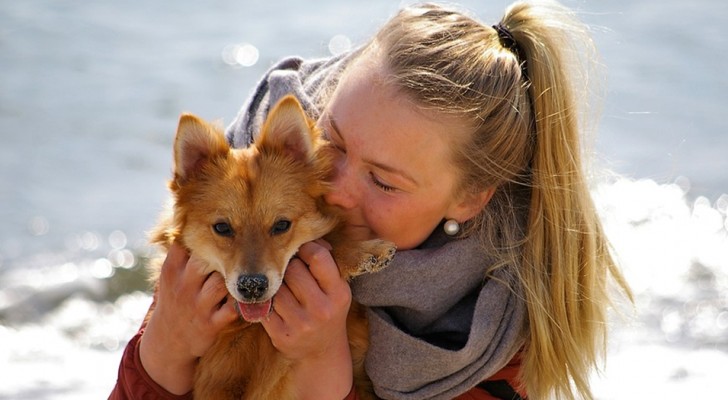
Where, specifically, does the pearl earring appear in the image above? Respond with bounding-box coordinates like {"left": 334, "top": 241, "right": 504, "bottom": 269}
{"left": 444, "top": 219, "right": 460, "bottom": 236}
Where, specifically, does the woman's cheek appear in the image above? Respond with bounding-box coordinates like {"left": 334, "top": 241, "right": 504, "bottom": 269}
{"left": 361, "top": 201, "right": 383, "bottom": 235}
{"left": 368, "top": 203, "right": 399, "bottom": 242}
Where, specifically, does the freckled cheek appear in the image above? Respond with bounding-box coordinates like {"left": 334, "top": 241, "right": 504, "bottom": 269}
{"left": 363, "top": 200, "right": 399, "bottom": 240}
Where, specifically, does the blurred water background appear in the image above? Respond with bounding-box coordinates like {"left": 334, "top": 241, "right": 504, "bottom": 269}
{"left": 1, "top": 0, "right": 727, "bottom": 398}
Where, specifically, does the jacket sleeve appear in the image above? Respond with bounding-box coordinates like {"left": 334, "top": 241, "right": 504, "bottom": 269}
{"left": 343, "top": 385, "right": 359, "bottom": 400}
{"left": 108, "top": 328, "right": 192, "bottom": 400}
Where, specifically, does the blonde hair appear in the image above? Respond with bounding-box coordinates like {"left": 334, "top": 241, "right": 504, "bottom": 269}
{"left": 365, "top": 1, "right": 632, "bottom": 399}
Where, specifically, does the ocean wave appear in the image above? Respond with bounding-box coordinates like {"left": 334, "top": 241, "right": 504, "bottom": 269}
{"left": 594, "top": 176, "right": 728, "bottom": 348}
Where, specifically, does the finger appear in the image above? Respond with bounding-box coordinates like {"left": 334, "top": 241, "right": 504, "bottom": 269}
{"left": 313, "top": 238, "right": 333, "bottom": 251}
{"left": 260, "top": 304, "right": 287, "bottom": 342}
{"left": 260, "top": 284, "right": 296, "bottom": 339}
{"left": 211, "top": 294, "right": 239, "bottom": 327}
{"left": 199, "top": 271, "right": 232, "bottom": 311}
{"left": 178, "top": 254, "right": 213, "bottom": 292}
{"left": 283, "top": 258, "right": 323, "bottom": 306}
{"left": 297, "top": 241, "right": 343, "bottom": 295}
{"left": 199, "top": 272, "right": 239, "bottom": 330}
{"left": 269, "top": 282, "right": 304, "bottom": 323}
{"left": 158, "top": 243, "right": 190, "bottom": 285}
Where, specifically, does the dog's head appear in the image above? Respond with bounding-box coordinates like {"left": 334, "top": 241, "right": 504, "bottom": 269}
{"left": 169, "top": 95, "right": 338, "bottom": 322}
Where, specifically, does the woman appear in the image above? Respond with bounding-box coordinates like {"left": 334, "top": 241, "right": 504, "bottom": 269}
{"left": 110, "top": 1, "right": 631, "bottom": 399}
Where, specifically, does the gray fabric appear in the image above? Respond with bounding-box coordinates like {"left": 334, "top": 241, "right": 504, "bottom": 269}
{"left": 351, "top": 229, "right": 527, "bottom": 400}
{"left": 225, "top": 54, "right": 527, "bottom": 400}
{"left": 226, "top": 54, "right": 352, "bottom": 148}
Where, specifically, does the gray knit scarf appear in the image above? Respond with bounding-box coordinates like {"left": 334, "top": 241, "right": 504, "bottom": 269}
{"left": 226, "top": 54, "right": 527, "bottom": 400}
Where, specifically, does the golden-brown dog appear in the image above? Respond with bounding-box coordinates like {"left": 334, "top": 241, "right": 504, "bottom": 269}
{"left": 148, "top": 95, "right": 394, "bottom": 399}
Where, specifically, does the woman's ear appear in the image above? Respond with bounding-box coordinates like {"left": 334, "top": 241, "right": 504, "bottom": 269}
{"left": 447, "top": 187, "right": 496, "bottom": 222}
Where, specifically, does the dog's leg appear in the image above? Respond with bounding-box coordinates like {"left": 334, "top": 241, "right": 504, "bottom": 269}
{"left": 347, "top": 238, "right": 396, "bottom": 277}
{"left": 326, "top": 233, "right": 396, "bottom": 279}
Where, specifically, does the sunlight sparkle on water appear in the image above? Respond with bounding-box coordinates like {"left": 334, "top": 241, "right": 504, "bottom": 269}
{"left": 108, "top": 230, "right": 127, "bottom": 250}
{"left": 595, "top": 178, "right": 728, "bottom": 297}
{"left": 91, "top": 258, "right": 114, "bottom": 279}
{"left": 28, "top": 215, "right": 49, "bottom": 236}
{"left": 78, "top": 231, "right": 101, "bottom": 251}
{"left": 222, "top": 43, "right": 259, "bottom": 67}
{"left": 594, "top": 177, "right": 728, "bottom": 348}
{"left": 328, "top": 34, "right": 352, "bottom": 56}
{"left": 108, "top": 248, "right": 135, "bottom": 269}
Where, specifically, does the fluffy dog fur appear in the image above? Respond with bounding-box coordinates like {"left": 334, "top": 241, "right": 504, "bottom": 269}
{"left": 148, "top": 95, "right": 394, "bottom": 399}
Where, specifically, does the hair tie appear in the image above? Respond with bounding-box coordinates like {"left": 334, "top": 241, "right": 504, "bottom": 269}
{"left": 492, "top": 23, "right": 528, "bottom": 80}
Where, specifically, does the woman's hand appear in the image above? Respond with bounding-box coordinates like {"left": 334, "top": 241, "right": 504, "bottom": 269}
{"left": 261, "top": 241, "right": 354, "bottom": 400}
{"left": 139, "top": 243, "right": 239, "bottom": 395}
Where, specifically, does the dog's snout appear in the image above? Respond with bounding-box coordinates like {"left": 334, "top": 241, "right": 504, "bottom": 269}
{"left": 237, "top": 274, "right": 269, "bottom": 301}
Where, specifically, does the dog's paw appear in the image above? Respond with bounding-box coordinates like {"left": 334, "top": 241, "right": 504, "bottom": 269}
{"left": 355, "top": 240, "right": 396, "bottom": 275}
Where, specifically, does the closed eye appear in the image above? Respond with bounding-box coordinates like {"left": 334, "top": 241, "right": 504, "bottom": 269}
{"left": 370, "top": 172, "right": 396, "bottom": 192}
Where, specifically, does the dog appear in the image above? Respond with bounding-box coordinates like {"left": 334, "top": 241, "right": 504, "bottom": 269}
{"left": 148, "top": 95, "right": 394, "bottom": 399}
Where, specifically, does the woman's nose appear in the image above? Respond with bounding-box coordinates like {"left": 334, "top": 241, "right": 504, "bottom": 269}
{"left": 325, "top": 158, "right": 358, "bottom": 210}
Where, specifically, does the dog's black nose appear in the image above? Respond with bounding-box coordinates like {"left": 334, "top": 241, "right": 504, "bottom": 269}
{"left": 237, "top": 274, "right": 268, "bottom": 301}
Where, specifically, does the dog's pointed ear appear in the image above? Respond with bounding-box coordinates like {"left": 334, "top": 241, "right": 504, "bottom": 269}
{"left": 257, "top": 95, "right": 316, "bottom": 163}
{"left": 173, "top": 113, "right": 229, "bottom": 182}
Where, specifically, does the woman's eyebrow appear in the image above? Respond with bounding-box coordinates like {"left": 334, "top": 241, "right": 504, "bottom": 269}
{"left": 366, "top": 158, "right": 418, "bottom": 187}
{"left": 328, "top": 116, "right": 345, "bottom": 144}
{"left": 329, "top": 115, "right": 418, "bottom": 186}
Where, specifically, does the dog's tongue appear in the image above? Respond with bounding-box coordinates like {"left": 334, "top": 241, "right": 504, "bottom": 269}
{"left": 237, "top": 299, "right": 272, "bottom": 323}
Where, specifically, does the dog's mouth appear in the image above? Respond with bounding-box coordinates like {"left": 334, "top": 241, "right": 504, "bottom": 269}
{"left": 236, "top": 299, "right": 273, "bottom": 323}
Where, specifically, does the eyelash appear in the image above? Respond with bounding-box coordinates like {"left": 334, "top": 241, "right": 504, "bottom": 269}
{"left": 370, "top": 172, "right": 395, "bottom": 192}
{"left": 325, "top": 126, "right": 396, "bottom": 193}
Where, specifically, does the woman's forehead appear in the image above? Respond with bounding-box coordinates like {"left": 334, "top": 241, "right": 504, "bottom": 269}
{"left": 325, "top": 74, "right": 466, "bottom": 189}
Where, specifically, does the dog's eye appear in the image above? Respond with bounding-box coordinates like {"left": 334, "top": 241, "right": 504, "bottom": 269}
{"left": 270, "top": 219, "right": 291, "bottom": 236}
{"left": 213, "top": 222, "right": 234, "bottom": 237}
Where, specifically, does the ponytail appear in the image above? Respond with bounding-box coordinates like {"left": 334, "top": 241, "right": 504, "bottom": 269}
{"left": 501, "top": 2, "right": 632, "bottom": 398}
